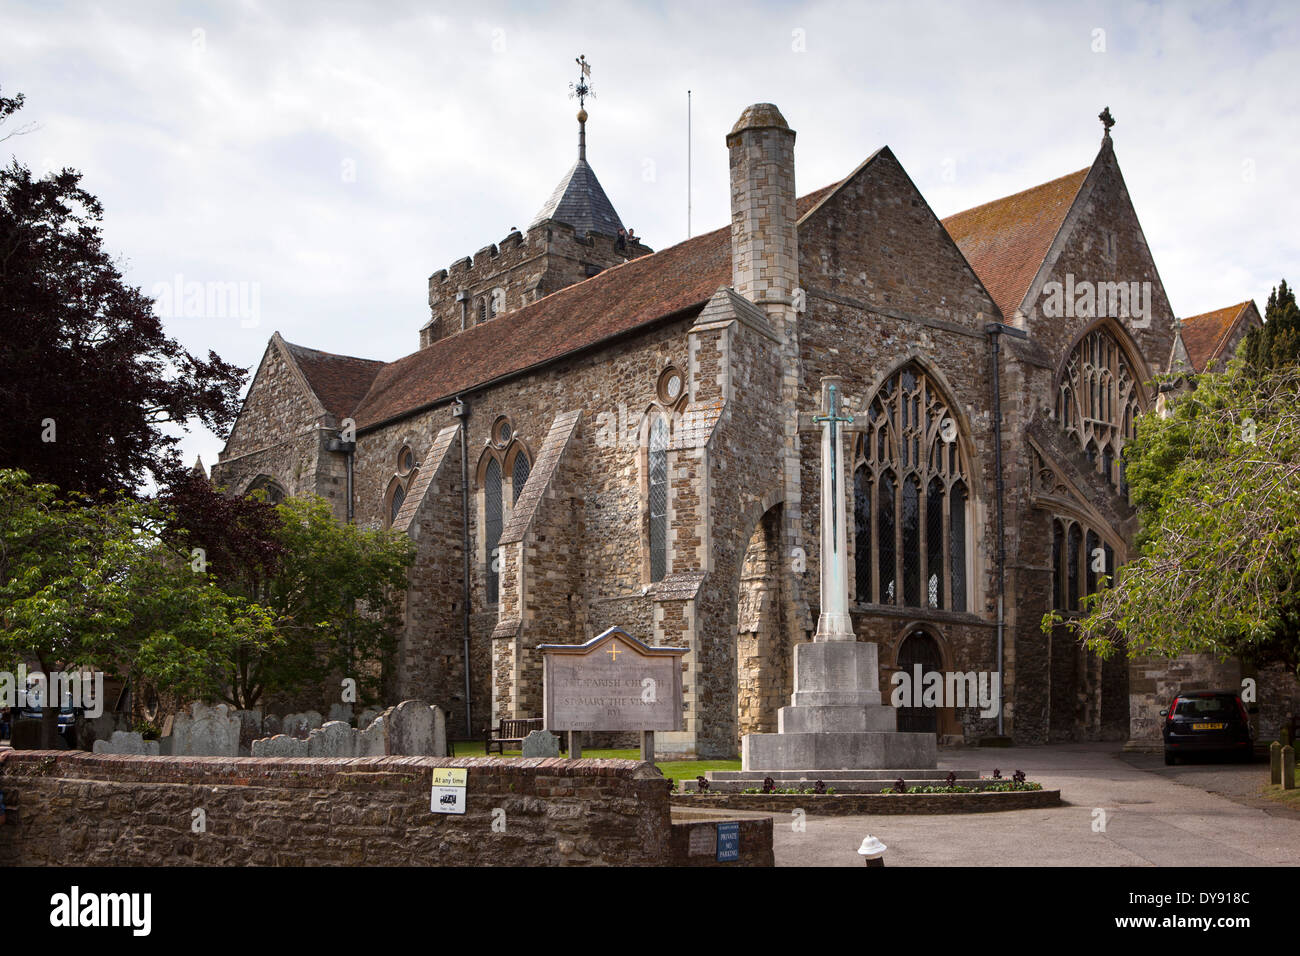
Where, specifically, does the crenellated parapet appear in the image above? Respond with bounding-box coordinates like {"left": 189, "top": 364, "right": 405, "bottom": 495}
{"left": 421, "top": 222, "right": 652, "bottom": 348}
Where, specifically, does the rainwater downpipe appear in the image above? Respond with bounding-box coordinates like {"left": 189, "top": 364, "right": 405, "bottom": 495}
{"left": 325, "top": 436, "right": 356, "bottom": 523}
{"left": 985, "top": 320, "right": 1027, "bottom": 738}
{"left": 452, "top": 396, "right": 473, "bottom": 738}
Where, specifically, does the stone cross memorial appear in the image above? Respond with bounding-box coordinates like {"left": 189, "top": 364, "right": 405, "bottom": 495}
{"left": 540, "top": 626, "right": 686, "bottom": 762}
{"left": 741, "top": 376, "right": 938, "bottom": 771}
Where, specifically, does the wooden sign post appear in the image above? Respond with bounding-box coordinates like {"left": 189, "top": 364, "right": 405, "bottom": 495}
{"left": 539, "top": 627, "right": 686, "bottom": 766}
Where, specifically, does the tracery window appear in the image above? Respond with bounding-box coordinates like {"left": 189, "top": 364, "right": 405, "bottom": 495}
{"left": 484, "top": 458, "right": 502, "bottom": 603}
{"left": 648, "top": 412, "right": 669, "bottom": 582}
{"left": 1051, "top": 516, "right": 1115, "bottom": 612}
{"left": 853, "top": 364, "right": 970, "bottom": 612}
{"left": 247, "top": 475, "right": 287, "bottom": 505}
{"left": 479, "top": 422, "right": 531, "bottom": 605}
{"left": 1055, "top": 327, "right": 1144, "bottom": 492}
{"left": 384, "top": 446, "right": 419, "bottom": 529}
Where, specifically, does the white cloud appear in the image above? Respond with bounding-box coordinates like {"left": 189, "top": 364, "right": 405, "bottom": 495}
{"left": 2, "top": 0, "right": 1296, "bottom": 473}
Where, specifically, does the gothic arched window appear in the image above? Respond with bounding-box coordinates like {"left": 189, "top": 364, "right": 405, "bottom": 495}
{"left": 479, "top": 429, "right": 530, "bottom": 605}
{"left": 648, "top": 412, "right": 670, "bottom": 582}
{"left": 484, "top": 458, "right": 502, "bottom": 604}
{"left": 854, "top": 364, "right": 970, "bottom": 612}
{"left": 1056, "top": 327, "right": 1145, "bottom": 491}
{"left": 383, "top": 446, "right": 419, "bottom": 529}
{"left": 247, "top": 475, "right": 286, "bottom": 505}
{"left": 1051, "top": 516, "right": 1117, "bottom": 612}
{"left": 511, "top": 449, "right": 530, "bottom": 503}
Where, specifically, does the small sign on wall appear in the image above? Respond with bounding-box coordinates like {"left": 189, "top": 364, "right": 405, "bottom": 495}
{"left": 716, "top": 822, "right": 740, "bottom": 862}
{"left": 431, "top": 768, "right": 467, "bottom": 815}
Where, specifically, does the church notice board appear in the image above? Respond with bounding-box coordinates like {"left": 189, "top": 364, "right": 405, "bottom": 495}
{"left": 539, "top": 627, "right": 686, "bottom": 732}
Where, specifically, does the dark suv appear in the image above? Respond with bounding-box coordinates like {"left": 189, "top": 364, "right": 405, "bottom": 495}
{"left": 1161, "top": 690, "right": 1254, "bottom": 765}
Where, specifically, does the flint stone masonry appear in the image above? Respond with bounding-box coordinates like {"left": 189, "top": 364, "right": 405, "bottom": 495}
{"left": 0, "top": 751, "right": 677, "bottom": 867}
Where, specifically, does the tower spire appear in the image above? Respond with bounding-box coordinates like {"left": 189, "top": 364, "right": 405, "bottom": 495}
{"left": 570, "top": 54, "right": 593, "bottom": 162}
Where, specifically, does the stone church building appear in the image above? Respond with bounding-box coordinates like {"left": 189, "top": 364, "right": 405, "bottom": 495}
{"left": 213, "top": 99, "right": 1293, "bottom": 756}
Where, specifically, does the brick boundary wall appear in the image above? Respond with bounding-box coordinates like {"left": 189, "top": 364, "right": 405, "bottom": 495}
{"left": 0, "top": 751, "right": 679, "bottom": 867}
{"left": 673, "top": 789, "right": 1062, "bottom": 816}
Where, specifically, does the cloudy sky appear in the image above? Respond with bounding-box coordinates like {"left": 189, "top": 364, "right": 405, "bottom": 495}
{"left": 3, "top": 0, "right": 1296, "bottom": 471}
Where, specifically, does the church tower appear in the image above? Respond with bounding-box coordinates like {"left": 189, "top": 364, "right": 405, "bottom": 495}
{"left": 421, "top": 56, "right": 652, "bottom": 348}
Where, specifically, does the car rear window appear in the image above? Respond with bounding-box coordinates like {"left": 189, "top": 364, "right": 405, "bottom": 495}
{"left": 1173, "top": 697, "right": 1233, "bottom": 716}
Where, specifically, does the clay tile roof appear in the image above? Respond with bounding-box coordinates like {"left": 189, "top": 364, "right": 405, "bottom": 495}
{"left": 282, "top": 341, "right": 386, "bottom": 420}
{"left": 1179, "top": 301, "right": 1254, "bottom": 372}
{"left": 942, "top": 167, "right": 1090, "bottom": 321}
{"left": 350, "top": 182, "right": 839, "bottom": 430}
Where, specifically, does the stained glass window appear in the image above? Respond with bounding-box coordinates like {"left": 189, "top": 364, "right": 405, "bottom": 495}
{"left": 485, "top": 458, "right": 502, "bottom": 604}
{"left": 854, "top": 365, "right": 969, "bottom": 612}
{"left": 649, "top": 414, "right": 669, "bottom": 582}
{"left": 512, "top": 452, "right": 530, "bottom": 504}
{"left": 1056, "top": 328, "right": 1145, "bottom": 490}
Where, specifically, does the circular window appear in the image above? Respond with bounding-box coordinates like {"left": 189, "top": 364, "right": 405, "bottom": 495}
{"left": 398, "top": 446, "right": 415, "bottom": 473}
{"left": 492, "top": 417, "right": 513, "bottom": 447}
{"left": 657, "top": 366, "right": 683, "bottom": 405}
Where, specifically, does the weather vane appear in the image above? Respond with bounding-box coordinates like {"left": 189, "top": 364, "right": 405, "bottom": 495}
{"left": 570, "top": 54, "right": 593, "bottom": 110}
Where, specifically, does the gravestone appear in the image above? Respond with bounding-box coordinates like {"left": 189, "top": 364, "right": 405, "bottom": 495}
{"left": 262, "top": 714, "right": 282, "bottom": 738}
{"left": 283, "top": 711, "right": 323, "bottom": 739}
{"left": 521, "top": 729, "right": 560, "bottom": 758}
{"left": 328, "top": 703, "right": 353, "bottom": 725}
{"left": 92, "top": 731, "right": 159, "bottom": 756}
{"left": 170, "top": 702, "right": 240, "bottom": 756}
{"left": 383, "top": 700, "right": 447, "bottom": 756}
{"left": 357, "top": 715, "right": 386, "bottom": 756}
{"left": 251, "top": 734, "right": 307, "bottom": 757}
{"left": 357, "top": 707, "right": 383, "bottom": 730}
{"left": 307, "top": 720, "right": 357, "bottom": 758}
{"left": 73, "top": 713, "right": 124, "bottom": 751}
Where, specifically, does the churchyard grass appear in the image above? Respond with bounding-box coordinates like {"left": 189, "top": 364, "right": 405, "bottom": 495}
{"left": 449, "top": 741, "right": 740, "bottom": 784}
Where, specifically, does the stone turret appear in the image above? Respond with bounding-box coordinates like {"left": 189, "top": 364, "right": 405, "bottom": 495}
{"left": 727, "top": 103, "right": 799, "bottom": 328}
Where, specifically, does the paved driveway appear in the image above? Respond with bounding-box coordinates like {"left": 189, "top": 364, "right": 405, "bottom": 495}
{"left": 771, "top": 743, "right": 1300, "bottom": 866}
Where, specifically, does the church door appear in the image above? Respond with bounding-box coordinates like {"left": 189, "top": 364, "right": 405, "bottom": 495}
{"left": 896, "top": 631, "right": 943, "bottom": 734}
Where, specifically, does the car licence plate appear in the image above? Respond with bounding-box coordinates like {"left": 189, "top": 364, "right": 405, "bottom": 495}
{"left": 1192, "top": 722, "right": 1225, "bottom": 730}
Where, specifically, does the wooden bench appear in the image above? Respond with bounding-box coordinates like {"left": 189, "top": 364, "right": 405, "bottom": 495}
{"left": 484, "top": 717, "right": 567, "bottom": 755}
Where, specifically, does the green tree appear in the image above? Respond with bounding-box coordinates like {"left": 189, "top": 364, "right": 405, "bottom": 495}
{"left": 1242, "top": 280, "right": 1300, "bottom": 372}
{"left": 0, "top": 469, "right": 276, "bottom": 746}
{"left": 165, "top": 490, "right": 416, "bottom": 709}
{"left": 0, "top": 89, "right": 244, "bottom": 498}
{"left": 1043, "top": 366, "right": 1300, "bottom": 676}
